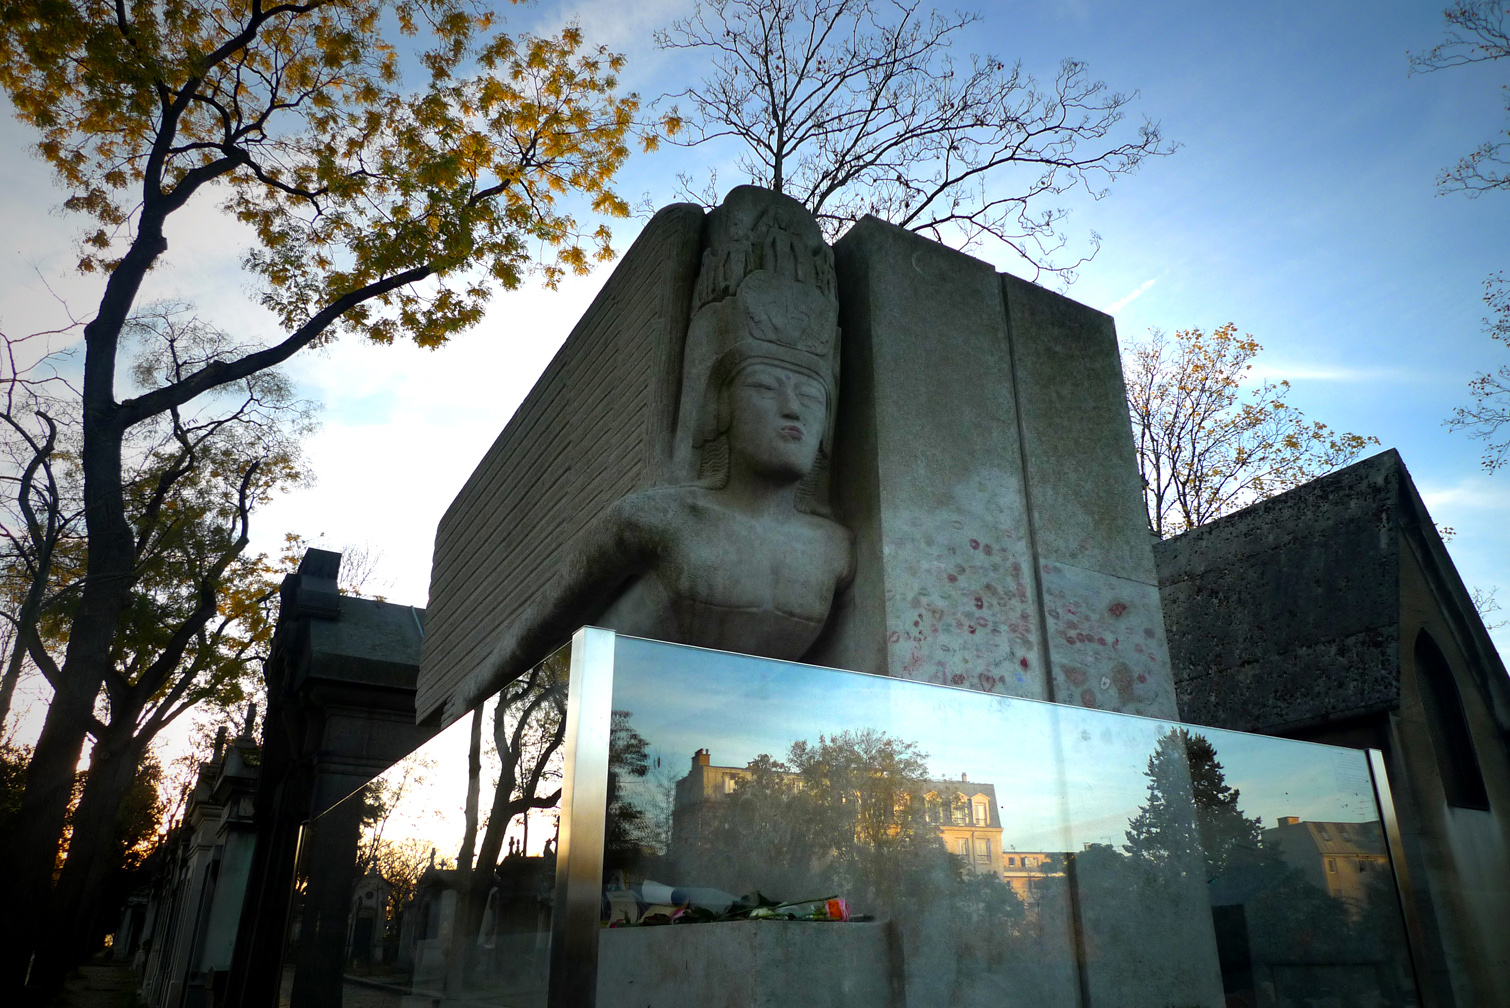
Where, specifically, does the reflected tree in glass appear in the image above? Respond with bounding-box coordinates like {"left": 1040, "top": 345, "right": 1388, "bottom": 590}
{"left": 448, "top": 652, "right": 568, "bottom": 990}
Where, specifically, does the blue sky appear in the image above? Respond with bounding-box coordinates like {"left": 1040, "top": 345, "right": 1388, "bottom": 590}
{"left": 2, "top": 0, "right": 1508, "bottom": 740}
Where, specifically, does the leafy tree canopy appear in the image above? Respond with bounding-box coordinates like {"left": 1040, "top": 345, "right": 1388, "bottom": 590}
{"left": 0, "top": 0, "right": 642, "bottom": 352}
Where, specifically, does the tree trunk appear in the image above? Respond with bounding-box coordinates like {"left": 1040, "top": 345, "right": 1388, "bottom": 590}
{"left": 0, "top": 626, "right": 23, "bottom": 729}
{"left": 3, "top": 283, "right": 142, "bottom": 990}
{"left": 457, "top": 707, "right": 483, "bottom": 872}
{"left": 29, "top": 714, "right": 147, "bottom": 990}
{"left": 0, "top": 685, "right": 94, "bottom": 992}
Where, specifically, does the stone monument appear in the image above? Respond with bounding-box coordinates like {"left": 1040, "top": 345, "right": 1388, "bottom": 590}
{"left": 444, "top": 188, "right": 853, "bottom": 719}
{"left": 421, "top": 184, "right": 1172, "bottom": 726}
{"left": 413, "top": 185, "right": 1217, "bottom": 1007}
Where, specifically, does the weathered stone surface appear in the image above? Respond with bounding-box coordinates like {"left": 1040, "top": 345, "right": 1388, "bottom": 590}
{"left": 1155, "top": 452, "right": 1403, "bottom": 731}
{"left": 1040, "top": 562, "right": 1171, "bottom": 716}
{"left": 418, "top": 203, "right": 705, "bottom": 724}
{"left": 812, "top": 215, "right": 1175, "bottom": 717}
{"left": 598, "top": 921, "right": 899, "bottom": 1007}
{"left": 814, "top": 215, "right": 1042, "bottom": 697}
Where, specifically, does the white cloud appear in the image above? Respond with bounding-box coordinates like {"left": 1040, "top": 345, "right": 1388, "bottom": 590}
{"left": 1244, "top": 361, "right": 1411, "bottom": 384}
{"left": 1107, "top": 277, "right": 1158, "bottom": 313}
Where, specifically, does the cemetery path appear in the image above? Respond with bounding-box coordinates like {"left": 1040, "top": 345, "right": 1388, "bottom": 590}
{"left": 61, "top": 961, "right": 138, "bottom": 1008}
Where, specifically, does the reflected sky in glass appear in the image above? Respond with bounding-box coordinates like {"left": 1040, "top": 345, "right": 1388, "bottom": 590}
{"left": 613, "top": 636, "right": 1378, "bottom": 851}
{"left": 346, "top": 633, "right": 1379, "bottom": 859}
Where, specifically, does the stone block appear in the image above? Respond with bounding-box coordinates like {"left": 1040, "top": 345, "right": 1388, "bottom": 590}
{"left": 597, "top": 921, "right": 899, "bottom": 1007}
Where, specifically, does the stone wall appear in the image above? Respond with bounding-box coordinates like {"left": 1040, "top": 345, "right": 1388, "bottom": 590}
{"left": 417, "top": 205, "right": 704, "bottom": 723}
{"left": 812, "top": 217, "right": 1174, "bottom": 717}
{"left": 1154, "top": 450, "right": 1404, "bottom": 732}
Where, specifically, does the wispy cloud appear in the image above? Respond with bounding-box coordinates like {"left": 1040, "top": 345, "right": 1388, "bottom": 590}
{"left": 1419, "top": 476, "right": 1510, "bottom": 513}
{"left": 1108, "top": 277, "right": 1158, "bottom": 313}
{"left": 1244, "top": 361, "right": 1411, "bottom": 384}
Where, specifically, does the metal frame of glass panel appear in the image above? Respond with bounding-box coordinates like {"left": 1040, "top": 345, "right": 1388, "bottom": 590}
{"left": 546, "top": 626, "right": 1429, "bottom": 1008}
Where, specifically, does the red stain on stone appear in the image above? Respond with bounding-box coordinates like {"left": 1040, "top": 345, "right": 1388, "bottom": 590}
{"left": 968, "top": 626, "right": 977, "bottom": 634}
{"left": 978, "top": 673, "right": 998, "bottom": 689}
{"left": 1096, "top": 637, "right": 1106, "bottom": 646}
{"left": 1108, "top": 602, "right": 1128, "bottom": 617}
{"left": 974, "top": 596, "right": 984, "bottom": 609}
{"left": 947, "top": 573, "right": 958, "bottom": 582}
{"left": 1137, "top": 673, "right": 1147, "bottom": 684}
{"left": 1064, "top": 665, "right": 1088, "bottom": 686}
{"left": 1080, "top": 689, "right": 1098, "bottom": 707}
{"left": 983, "top": 543, "right": 994, "bottom": 556}
{"left": 951, "top": 674, "right": 967, "bottom": 685}
{"left": 969, "top": 538, "right": 980, "bottom": 549}
{"left": 1020, "top": 657, "right": 1030, "bottom": 669}
{"left": 888, "top": 631, "right": 900, "bottom": 643}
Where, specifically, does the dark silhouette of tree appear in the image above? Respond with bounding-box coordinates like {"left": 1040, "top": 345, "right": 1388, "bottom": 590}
{"left": 1123, "top": 728, "right": 1264, "bottom": 880}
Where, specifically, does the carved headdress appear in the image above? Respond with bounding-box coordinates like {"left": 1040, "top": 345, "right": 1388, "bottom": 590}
{"left": 673, "top": 186, "right": 840, "bottom": 514}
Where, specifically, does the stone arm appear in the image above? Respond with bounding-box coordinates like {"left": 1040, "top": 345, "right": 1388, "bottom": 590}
{"left": 443, "top": 496, "right": 659, "bottom": 723}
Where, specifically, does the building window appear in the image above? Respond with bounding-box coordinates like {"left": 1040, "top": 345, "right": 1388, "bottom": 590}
{"left": 1415, "top": 631, "right": 1491, "bottom": 810}
{"left": 981, "top": 839, "right": 991, "bottom": 858}
{"left": 1007, "top": 856, "right": 1016, "bottom": 867}
{"left": 1327, "top": 858, "right": 1337, "bottom": 874}
{"left": 974, "top": 801, "right": 988, "bottom": 825}
{"left": 1023, "top": 857, "right": 1035, "bottom": 868}
{"left": 1317, "top": 825, "right": 1332, "bottom": 841}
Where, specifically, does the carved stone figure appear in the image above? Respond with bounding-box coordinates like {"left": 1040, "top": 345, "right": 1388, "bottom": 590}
{"left": 446, "top": 187, "right": 853, "bottom": 718}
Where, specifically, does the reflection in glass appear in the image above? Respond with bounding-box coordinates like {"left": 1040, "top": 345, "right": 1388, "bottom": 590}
{"left": 602, "top": 636, "right": 1420, "bottom": 1008}
{"left": 286, "top": 645, "right": 569, "bottom": 1007}
{"left": 280, "top": 632, "right": 1421, "bottom": 1008}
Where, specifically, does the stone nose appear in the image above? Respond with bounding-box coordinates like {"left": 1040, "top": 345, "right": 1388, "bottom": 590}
{"left": 777, "top": 382, "right": 802, "bottom": 418}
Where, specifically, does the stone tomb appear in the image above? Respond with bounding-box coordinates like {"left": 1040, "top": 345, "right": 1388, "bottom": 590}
{"left": 421, "top": 186, "right": 1171, "bottom": 727}
{"left": 416, "top": 188, "right": 1217, "bottom": 1007}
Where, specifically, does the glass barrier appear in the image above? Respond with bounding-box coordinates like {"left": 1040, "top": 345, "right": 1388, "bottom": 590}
{"left": 287, "top": 644, "right": 569, "bottom": 1008}
{"left": 289, "top": 629, "right": 1422, "bottom": 1008}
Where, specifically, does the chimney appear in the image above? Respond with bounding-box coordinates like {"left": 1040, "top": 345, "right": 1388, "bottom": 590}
{"left": 1279, "top": 816, "right": 1300, "bottom": 826}
{"left": 693, "top": 748, "right": 710, "bottom": 767}
{"left": 961, "top": 772, "right": 968, "bottom": 782}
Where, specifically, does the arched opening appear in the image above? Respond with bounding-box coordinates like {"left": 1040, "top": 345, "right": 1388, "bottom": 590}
{"left": 1414, "top": 630, "right": 1489, "bottom": 810}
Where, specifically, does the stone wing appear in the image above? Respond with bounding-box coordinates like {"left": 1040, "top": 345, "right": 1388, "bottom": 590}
{"left": 418, "top": 204, "right": 706, "bottom": 724}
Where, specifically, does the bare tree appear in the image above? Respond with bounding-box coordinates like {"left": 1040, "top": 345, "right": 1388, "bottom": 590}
{"left": 1125, "top": 325, "right": 1378, "bottom": 538}
{"left": 1446, "top": 274, "right": 1510, "bottom": 468}
{"left": 1411, "top": 1, "right": 1509, "bottom": 197}
{"left": 447, "top": 654, "right": 566, "bottom": 988}
{"left": 0, "top": 304, "right": 316, "bottom": 980}
{"left": 1413, "top": 6, "right": 1510, "bottom": 466}
{"left": 656, "top": 0, "right": 1171, "bottom": 279}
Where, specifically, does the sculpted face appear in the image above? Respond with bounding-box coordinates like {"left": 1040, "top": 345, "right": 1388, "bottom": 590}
{"left": 726, "top": 362, "right": 827, "bottom": 482}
